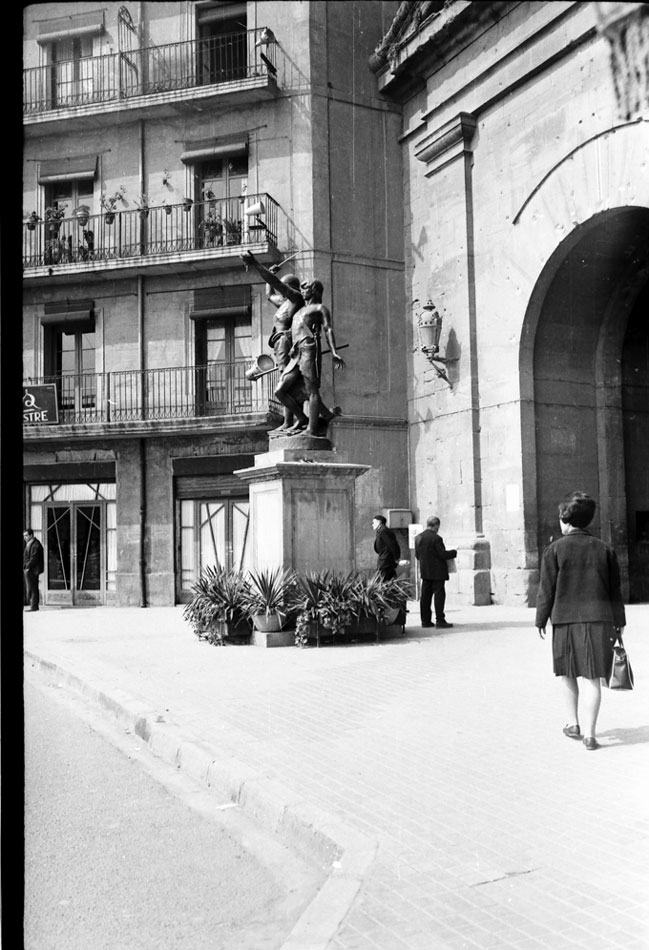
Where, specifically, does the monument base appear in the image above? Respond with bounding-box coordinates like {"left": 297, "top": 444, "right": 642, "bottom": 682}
{"left": 235, "top": 447, "right": 369, "bottom": 574}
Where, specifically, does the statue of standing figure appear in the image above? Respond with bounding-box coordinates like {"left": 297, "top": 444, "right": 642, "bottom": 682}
{"left": 241, "top": 251, "right": 345, "bottom": 438}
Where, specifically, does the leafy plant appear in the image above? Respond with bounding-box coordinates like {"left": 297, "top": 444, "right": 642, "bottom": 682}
{"left": 183, "top": 565, "right": 250, "bottom": 645}
{"left": 101, "top": 187, "right": 126, "bottom": 213}
{"left": 318, "top": 571, "right": 357, "bottom": 637}
{"left": 243, "top": 567, "right": 295, "bottom": 623}
{"left": 45, "top": 205, "right": 67, "bottom": 222}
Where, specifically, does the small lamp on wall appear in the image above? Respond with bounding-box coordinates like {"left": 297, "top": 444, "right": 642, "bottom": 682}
{"left": 415, "top": 299, "right": 456, "bottom": 385}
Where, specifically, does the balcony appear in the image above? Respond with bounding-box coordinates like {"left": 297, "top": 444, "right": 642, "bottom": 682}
{"left": 24, "top": 29, "right": 278, "bottom": 122}
{"left": 23, "top": 194, "right": 281, "bottom": 279}
{"left": 23, "top": 362, "right": 281, "bottom": 440}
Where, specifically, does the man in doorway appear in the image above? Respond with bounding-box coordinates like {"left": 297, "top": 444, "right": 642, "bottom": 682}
{"left": 23, "top": 528, "right": 44, "bottom": 612}
{"left": 414, "top": 516, "right": 457, "bottom": 628}
{"left": 372, "top": 514, "right": 401, "bottom": 581}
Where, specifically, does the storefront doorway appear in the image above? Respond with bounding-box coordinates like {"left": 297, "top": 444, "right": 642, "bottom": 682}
{"left": 26, "top": 482, "right": 116, "bottom": 606}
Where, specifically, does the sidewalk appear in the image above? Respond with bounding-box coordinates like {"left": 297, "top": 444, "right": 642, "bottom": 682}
{"left": 24, "top": 602, "right": 649, "bottom": 950}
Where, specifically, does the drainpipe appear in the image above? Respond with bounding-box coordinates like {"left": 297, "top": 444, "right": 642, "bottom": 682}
{"left": 137, "top": 115, "right": 147, "bottom": 607}
{"left": 138, "top": 276, "right": 147, "bottom": 607}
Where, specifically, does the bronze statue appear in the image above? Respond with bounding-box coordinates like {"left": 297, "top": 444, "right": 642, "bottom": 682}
{"left": 241, "top": 250, "right": 304, "bottom": 429}
{"left": 241, "top": 251, "right": 345, "bottom": 438}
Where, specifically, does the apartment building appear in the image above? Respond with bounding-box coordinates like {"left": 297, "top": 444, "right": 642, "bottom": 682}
{"left": 22, "top": 1, "right": 407, "bottom": 607}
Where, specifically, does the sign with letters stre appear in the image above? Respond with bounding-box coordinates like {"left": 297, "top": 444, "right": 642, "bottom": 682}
{"left": 23, "top": 384, "right": 59, "bottom": 425}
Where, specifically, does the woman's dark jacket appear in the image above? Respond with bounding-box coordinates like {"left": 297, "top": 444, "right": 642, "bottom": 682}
{"left": 535, "top": 530, "right": 626, "bottom": 628}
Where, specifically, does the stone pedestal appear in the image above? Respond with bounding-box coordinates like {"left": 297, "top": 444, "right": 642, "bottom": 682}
{"left": 446, "top": 534, "right": 492, "bottom": 606}
{"left": 234, "top": 441, "right": 369, "bottom": 573}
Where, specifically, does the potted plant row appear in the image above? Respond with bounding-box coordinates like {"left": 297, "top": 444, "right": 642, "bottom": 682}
{"left": 183, "top": 565, "right": 411, "bottom": 647}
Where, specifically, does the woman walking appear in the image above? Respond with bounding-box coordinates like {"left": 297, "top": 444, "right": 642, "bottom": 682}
{"left": 535, "top": 491, "right": 626, "bottom": 750}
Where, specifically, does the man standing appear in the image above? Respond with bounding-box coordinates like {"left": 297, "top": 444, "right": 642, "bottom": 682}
{"left": 372, "top": 515, "right": 401, "bottom": 581}
{"left": 23, "top": 528, "right": 44, "bottom": 612}
{"left": 414, "top": 516, "right": 457, "bottom": 628}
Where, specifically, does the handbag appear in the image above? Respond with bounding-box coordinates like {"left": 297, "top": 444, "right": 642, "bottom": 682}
{"left": 604, "top": 635, "right": 634, "bottom": 690}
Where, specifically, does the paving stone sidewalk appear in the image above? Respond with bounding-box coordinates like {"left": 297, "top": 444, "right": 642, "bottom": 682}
{"left": 23, "top": 603, "right": 649, "bottom": 950}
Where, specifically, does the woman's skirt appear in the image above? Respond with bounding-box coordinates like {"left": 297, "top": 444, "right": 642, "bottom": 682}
{"left": 552, "top": 622, "right": 617, "bottom": 678}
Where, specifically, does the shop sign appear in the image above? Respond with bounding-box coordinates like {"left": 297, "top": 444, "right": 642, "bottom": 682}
{"left": 23, "top": 384, "right": 59, "bottom": 425}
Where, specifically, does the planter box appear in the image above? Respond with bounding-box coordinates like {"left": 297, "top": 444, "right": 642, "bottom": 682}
{"left": 215, "top": 619, "right": 252, "bottom": 642}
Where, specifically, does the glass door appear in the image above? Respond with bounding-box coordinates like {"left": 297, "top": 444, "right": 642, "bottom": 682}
{"left": 178, "top": 497, "right": 250, "bottom": 601}
{"left": 45, "top": 503, "right": 104, "bottom": 605}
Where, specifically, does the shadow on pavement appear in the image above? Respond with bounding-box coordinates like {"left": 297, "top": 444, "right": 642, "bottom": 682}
{"left": 598, "top": 725, "right": 649, "bottom": 746}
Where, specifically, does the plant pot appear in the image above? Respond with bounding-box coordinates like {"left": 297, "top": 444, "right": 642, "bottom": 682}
{"left": 354, "top": 616, "right": 379, "bottom": 635}
{"left": 164, "top": 206, "right": 172, "bottom": 216}
{"left": 27, "top": 223, "right": 36, "bottom": 231}
{"left": 104, "top": 212, "right": 115, "bottom": 225}
{"left": 251, "top": 612, "right": 286, "bottom": 633}
{"left": 138, "top": 210, "right": 149, "bottom": 220}
{"left": 183, "top": 200, "right": 193, "bottom": 212}
{"left": 216, "top": 619, "right": 251, "bottom": 641}
{"left": 383, "top": 607, "right": 401, "bottom": 625}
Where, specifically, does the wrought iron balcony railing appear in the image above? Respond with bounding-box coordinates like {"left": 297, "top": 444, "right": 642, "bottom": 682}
{"left": 23, "top": 194, "right": 278, "bottom": 270}
{"left": 24, "top": 28, "right": 277, "bottom": 115}
{"left": 23, "top": 361, "right": 280, "bottom": 426}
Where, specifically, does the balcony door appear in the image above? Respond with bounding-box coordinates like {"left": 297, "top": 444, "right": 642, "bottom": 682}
{"left": 197, "top": 3, "right": 248, "bottom": 84}
{"left": 44, "top": 325, "right": 96, "bottom": 422}
{"left": 49, "top": 34, "right": 94, "bottom": 107}
{"left": 195, "top": 314, "right": 252, "bottom": 414}
{"left": 197, "top": 156, "right": 248, "bottom": 247}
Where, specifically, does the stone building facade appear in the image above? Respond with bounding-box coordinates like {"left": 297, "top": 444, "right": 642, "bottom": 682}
{"left": 371, "top": 0, "right": 649, "bottom": 605}
{"left": 22, "top": 1, "right": 407, "bottom": 607}
{"left": 22, "top": 1, "right": 649, "bottom": 609}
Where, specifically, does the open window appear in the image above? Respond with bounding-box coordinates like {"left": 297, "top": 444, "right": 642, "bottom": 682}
{"left": 196, "top": 2, "right": 248, "bottom": 84}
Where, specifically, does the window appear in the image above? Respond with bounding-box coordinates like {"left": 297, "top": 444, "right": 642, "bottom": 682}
{"left": 197, "top": 155, "right": 248, "bottom": 246}
{"left": 43, "top": 178, "right": 95, "bottom": 264}
{"left": 44, "top": 326, "right": 96, "bottom": 420}
{"left": 196, "top": 315, "right": 252, "bottom": 412}
{"left": 178, "top": 496, "right": 251, "bottom": 595}
{"left": 197, "top": 4, "right": 248, "bottom": 84}
{"left": 50, "top": 34, "right": 94, "bottom": 107}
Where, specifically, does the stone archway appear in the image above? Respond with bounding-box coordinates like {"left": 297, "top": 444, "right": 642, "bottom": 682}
{"left": 528, "top": 206, "right": 649, "bottom": 601}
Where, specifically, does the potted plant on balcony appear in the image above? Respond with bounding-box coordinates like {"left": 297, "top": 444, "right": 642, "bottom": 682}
{"left": 183, "top": 196, "right": 193, "bottom": 212}
{"left": 162, "top": 201, "right": 173, "bottom": 216}
{"left": 199, "top": 210, "right": 223, "bottom": 246}
{"left": 243, "top": 567, "right": 295, "bottom": 632}
{"left": 183, "top": 564, "right": 251, "bottom": 645}
{"left": 223, "top": 217, "right": 242, "bottom": 245}
{"left": 101, "top": 187, "right": 126, "bottom": 224}
{"left": 72, "top": 204, "right": 91, "bottom": 227}
{"left": 24, "top": 211, "right": 41, "bottom": 231}
{"left": 44, "top": 205, "right": 67, "bottom": 235}
{"left": 135, "top": 195, "right": 149, "bottom": 220}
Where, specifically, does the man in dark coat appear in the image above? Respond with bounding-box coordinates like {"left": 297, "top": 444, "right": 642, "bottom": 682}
{"left": 23, "top": 528, "right": 45, "bottom": 611}
{"left": 414, "top": 516, "right": 457, "bottom": 628}
{"left": 372, "top": 514, "right": 401, "bottom": 581}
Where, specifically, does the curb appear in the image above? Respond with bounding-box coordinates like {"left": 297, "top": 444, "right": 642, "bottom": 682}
{"left": 24, "top": 650, "right": 379, "bottom": 950}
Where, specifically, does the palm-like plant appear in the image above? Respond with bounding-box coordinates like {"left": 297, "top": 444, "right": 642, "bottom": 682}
{"left": 183, "top": 565, "right": 250, "bottom": 644}
{"left": 243, "top": 567, "right": 295, "bottom": 627}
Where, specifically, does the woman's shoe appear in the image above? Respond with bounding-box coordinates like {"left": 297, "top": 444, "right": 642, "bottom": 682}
{"left": 562, "top": 724, "right": 581, "bottom": 739}
{"left": 583, "top": 737, "right": 600, "bottom": 750}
